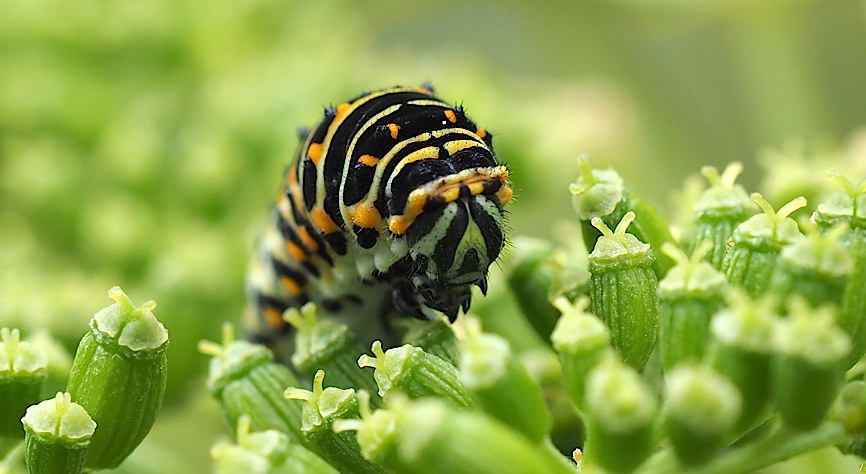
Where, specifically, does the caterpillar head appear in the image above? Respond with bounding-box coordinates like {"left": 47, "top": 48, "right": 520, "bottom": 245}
{"left": 394, "top": 169, "right": 511, "bottom": 321}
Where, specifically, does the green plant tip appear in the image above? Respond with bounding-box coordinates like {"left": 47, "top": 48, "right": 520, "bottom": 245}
{"left": 285, "top": 370, "right": 356, "bottom": 431}
{"left": 774, "top": 299, "right": 851, "bottom": 365}
{"left": 710, "top": 291, "right": 778, "bottom": 352}
{"left": 200, "top": 323, "right": 274, "bottom": 395}
{"left": 664, "top": 365, "right": 742, "bottom": 434}
{"left": 569, "top": 156, "right": 625, "bottom": 220}
{"left": 779, "top": 225, "right": 852, "bottom": 276}
{"left": 22, "top": 392, "right": 96, "bottom": 445}
{"left": 813, "top": 170, "right": 866, "bottom": 224}
{"left": 588, "top": 212, "right": 652, "bottom": 265}
{"left": 0, "top": 327, "right": 48, "bottom": 377}
{"left": 585, "top": 355, "right": 657, "bottom": 431}
{"left": 94, "top": 286, "right": 168, "bottom": 352}
{"left": 695, "top": 162, "right": 751, "bottom": 213}
{"left": 736, "top": 194, "right": 807, "bottom": 244}
{"left": 550, "top": 296, "right": 610, "bottom": 354}
{"left": 659, "top": 242, "right": 727, "bottom": 294}
{"left": 457, "top": 317, "right": 509, "bottom": 389}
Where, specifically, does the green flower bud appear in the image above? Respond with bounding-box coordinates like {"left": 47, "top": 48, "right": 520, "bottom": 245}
{"left": 0, "top": 328, "right": 48, "bottom": 438}
{"left": 658, "top": 243, "right": 728, "bottom": 370}
{"left": 708, "top": 290, "right": 778, "bottom": 433}
{"left": 211, "top": 415, "right": 338, "bottom": 474}
{"left": 588, "top": 211, "right": 659, "bottom": 369}
{"left": 832, "top": 381, "right": 866, "bottom": 457}
{"left": 722, "top": 193, "right": 807, "bottom": 297}
{"left": 812, "top": 170, "right": 866, "bottom": 230}
{"left": 583, "top": 355, "right": 658, "bottom": 473}
{"left": 22, "top": 392, "right": 96, "bottom": 474}
{"left": 687, "top": 163, "right": 753, "bottom": 269}
{"left": 663, "top": 365, "right": 742, "bottom": 466}
{"left": 773, "top": 299, "right": 850, "bottom": 430}
{"left": 505, "top": 237, "right": 569, "bottom": 340}
{"left": 358, "top": 341, "right": 473, "bottom": 407}
{"left": 66, "top": 286, "right": 168, "bottom": 470}
{"left": 332, "top": 391, "right": 399, "bottom": 467}
{"left": 550, "top": 296, "right": 612, "bottom": 409}
{"left": 768, "top": 225, "right": 852, "bottom": 309}
{"left": 831, "top": 381, "right": 866, "bottom": 437}
{"left": 334, "top": 396, "right": 573, "bottom": 474}
{"left": 200, "top": 324, "right": 304, "bottom": 444}
{"left": 813, "top": 171, "right": 866, "bottom": 366}
{"left": 284, "top": 371, "right": 384, "bottom": 474}
{"left": 286, "top": 303, "right": 379, "bottom": 397}
{"left": 570, "top": 155, "right": 675, "bottom": 277}
{"left": 457, "top": 317, "right": 551, "bottom": 443}
{"left": 401, "top": 317, "right": 459, "bottom": 367}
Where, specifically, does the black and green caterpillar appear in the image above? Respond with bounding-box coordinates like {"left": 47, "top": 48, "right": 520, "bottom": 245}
{"left": 246, "top": 85, "right": 512, "bottom": 344}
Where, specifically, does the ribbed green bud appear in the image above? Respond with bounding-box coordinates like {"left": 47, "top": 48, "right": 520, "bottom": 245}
{"left": 769, "top": 225, "right": 852, "bottom": 309}
{"left": 832, "top": 381, "right": 866, "bottom": 436}
{"left": 0, "top": 328, "right": 48, "bottom": 438}
{"left": 708, "top": 290, "right": 778, "bottom": 432}
{"left": 211, "top": 415, "right": 338, "bottom": 474}
{"left": 358, "top": 341, "right": 473, "bottom": 407}
{"left": 332, "top": 391, "right": 399, "bottom": 467}
{"left": 286, "top": 303, "right": 379, "bottom": 397}
{"left": 570, "top": 155, "right": 674, "bottom": 277}
{"left": 587, "top": 211, "right": 659, "bottom": 369}
{"left": 65, "top": 286, "right": 168, "bottom": 470}
{"left": 401, "top": 317, "right": 459, "bottom": 367}
{"left": 550, "top": 296, "right": 612, "bottom": 409}
{"left": 812, "top": 170, "right": 866, "bottom": 230}
{"left": 722, "top": 193, "right": 807, "bottom": 297}
{"left": 831, "top": 381, "right": 866, "bottom": 457}
{"left": 457, "top": 317, "right": 551, "bottom": 443}
{"left": 505, "top": 237, "right": 568, "bottom": 339}
{"left": 658, "top": 243, "right": 728, "bottom": 370}
{"left": 687, "top": 163, "right": 753, "bottom": 269}
{"left": 773, "top": 299, "right": 850, "bottom": 430}
{"left": 334, "top": 396, "right": 573, "bottom": 474}
{"left": 22, "top": 392, "right": 95, "bottom": 474}
{"left": 663, "top": 365, "right": 742, "bottom": 465}
{"left": 812, "top": 170, "right": 866, "bottom": 366}
{"left": 200, "top": 324, "right": 304, "bottom": 444}
{"left": 583, "top": 355, "right": 658, "bottom": 473}
{"left": 285, "top": 371, "right": 384, "bottom": 474}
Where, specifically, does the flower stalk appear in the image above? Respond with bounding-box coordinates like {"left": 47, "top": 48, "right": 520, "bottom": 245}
{"left": 0, "top": 328, "right": 48, "bottom": 439}
{"left": 65, "top": 286, "right": 168, "bottom": 470}
{"left": 587, "top": 211, "right": 659, "bottom": 369}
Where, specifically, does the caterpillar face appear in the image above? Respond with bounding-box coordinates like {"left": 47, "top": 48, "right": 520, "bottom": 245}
{"left": 246, "top": 85, "right": 511, "bottom": 346}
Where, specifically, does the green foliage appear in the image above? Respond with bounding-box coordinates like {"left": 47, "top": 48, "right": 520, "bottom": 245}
{"left": 5, "top": 1, "right": 866, "bottom": 472}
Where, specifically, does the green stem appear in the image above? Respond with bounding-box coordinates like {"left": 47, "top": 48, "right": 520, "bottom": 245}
{"left": 640, "top": 421, "right": 847, "bottom": 474}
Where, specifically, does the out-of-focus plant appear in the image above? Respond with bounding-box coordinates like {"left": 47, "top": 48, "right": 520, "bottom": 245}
{"left": 195, "top": 159, "right": 866, "bottom": 474}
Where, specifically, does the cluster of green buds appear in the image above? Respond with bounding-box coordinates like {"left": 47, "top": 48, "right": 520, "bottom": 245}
{"left": 570, "top": 155, "right": 676, "bottom": 277}
{"left": 210, "top": 415, "right": 338, "bottom": 474}
{"left": 200, "top": 161, "right": 866, "bottom": 474}
{"left": 687, "top": 162, "right": 753, "bottom": 269}
{"left": 1, "top": 286, "right": 169, "bottom": 474}
{"left": 202, "top": 301, "right": 572, "bottom": 473}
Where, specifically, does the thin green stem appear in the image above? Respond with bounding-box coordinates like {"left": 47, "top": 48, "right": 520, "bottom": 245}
{"left": 639, "top": 421, "right": 848, "bottom": 474}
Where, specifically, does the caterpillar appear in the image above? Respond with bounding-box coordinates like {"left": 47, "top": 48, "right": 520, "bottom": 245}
{"left": 245, "top": 85, "right": 512, "bottom": 346}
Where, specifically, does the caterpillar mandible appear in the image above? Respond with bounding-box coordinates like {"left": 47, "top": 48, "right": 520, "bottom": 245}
{"left": 245, "top": 85, "right": 512, "bottom": 346}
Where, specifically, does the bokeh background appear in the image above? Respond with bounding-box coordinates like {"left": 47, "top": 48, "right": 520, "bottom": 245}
{"left": 2, "top": 0, "right": 866, "bottom": 471}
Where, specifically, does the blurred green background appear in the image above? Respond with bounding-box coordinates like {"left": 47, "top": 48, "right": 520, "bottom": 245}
{"left": 2, "top": 0, "right": 866, "bottom": 471}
